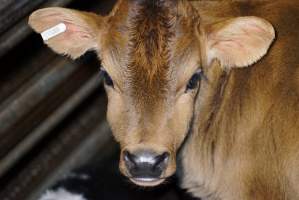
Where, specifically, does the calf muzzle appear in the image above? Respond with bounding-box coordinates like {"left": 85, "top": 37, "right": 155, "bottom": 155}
{"left": 123, "top": 150, "right": 169, "bottom": 182}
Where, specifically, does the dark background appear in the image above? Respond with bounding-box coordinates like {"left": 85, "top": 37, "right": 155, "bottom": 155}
{"left": 0, "top": 0, "right": 197, "bottom": 199}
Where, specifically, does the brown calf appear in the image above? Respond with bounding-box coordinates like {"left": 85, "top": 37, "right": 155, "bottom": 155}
{"left": 28, "top": 0, "right": 299, "bottom": 199}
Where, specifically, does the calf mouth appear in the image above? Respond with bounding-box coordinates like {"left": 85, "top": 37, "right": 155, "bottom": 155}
{"left": 130, "top": 177, "right": 166, "bottom": 187}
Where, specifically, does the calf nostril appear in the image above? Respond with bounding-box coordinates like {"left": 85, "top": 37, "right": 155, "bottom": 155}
{"left": 154, "top": 152, "right": 169, "bottom": 168}
{"left": 124, "top": 151, "right": 137, "bottom": 166}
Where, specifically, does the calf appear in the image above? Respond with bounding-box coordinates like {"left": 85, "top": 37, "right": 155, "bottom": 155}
{"left": 29, "top": 0, "right": 299, "bottom": 199}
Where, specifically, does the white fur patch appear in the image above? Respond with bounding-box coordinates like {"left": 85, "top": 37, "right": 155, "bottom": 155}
{"left": 39, "top": 188, "right": 87, "bottom": 200}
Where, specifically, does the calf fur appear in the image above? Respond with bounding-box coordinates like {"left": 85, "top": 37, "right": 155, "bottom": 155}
{"left": 29, "top": 0, "right": 299, "bottom": 199}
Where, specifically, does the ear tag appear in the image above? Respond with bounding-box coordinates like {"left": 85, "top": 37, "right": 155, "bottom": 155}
{"left": 41, "top": 23, "right": 66, "bottom": 41}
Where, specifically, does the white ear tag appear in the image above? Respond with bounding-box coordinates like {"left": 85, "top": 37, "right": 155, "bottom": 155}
{"left": 41, "top": 23, "right": 67, "bottom": 41}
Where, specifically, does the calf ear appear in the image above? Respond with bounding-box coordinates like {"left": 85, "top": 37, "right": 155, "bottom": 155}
{"left": 28, "top": 7, "right": 104, "bottom": 59}
{"left": 205, "top": 17, "right": 275, "bottom": 68}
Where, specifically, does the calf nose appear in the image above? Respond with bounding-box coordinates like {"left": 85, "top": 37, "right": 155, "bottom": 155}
{"left": 123, "top": 150, "right": 169, "bottom": 179}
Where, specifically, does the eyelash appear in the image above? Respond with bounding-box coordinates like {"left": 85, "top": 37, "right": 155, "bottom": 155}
{"left": 100, "top": 68, "right": 114, "bottom": 87}
{"left": 186, "top": 69, "right": 203, "bottom": 91}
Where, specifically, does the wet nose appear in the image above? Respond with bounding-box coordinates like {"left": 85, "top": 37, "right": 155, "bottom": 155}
{"left": 123, "top": 150, "right": 169, "bottom": 179}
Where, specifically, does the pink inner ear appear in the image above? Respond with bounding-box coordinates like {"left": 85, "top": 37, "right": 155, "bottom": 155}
{"left": 65, "top": 22, "right": 92, "bottom": 39}
{"left": 215, "top": 39, "right": 245, "bottom": 52}
{"left": 206, "top": 17, "right": 275, "bottom": 68}
{"left": 33, "top": 13, "right": 92, "bottom": 40}
{"left": 29, "top": 7, "right": 100, "bottom": 58}
{"left": 40, "top": 20, "right": 92, "bottom": 42}
{"left": 245, "top": 21, "right": 269, "bottom": 34}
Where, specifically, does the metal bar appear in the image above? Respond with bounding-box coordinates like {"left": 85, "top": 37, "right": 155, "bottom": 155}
{"left": 0, "top": 18, "right": 31, "bottom": 57}
{"left": 0, "top": 92, "right": 110, "bottom": 200}
{"left": 0, "top": 48, "right": 56, "bottom": 105}
{"left": 0, "top": 74, "right": 102, "bottom": 177}
{"left": 0, "top": 0, "right": 17, "bottom": 13}
{"left": 0, "top": 58, "right": 79, "bottom": 136}
{"left": 28, "top": 121, "right": 113, "bottom": 200}
{"left": 0, "top": 0, "right": 45, "bottom": 34}
{"left": 0, "top": 2, "right": 114, "bottom": 200}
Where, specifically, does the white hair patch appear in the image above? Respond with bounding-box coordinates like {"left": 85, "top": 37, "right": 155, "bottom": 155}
{"left": 41, "top": 23, "right": 66, "bottom": 41}
{"left": 39, "top": 188, "right": 87, "bottom": 200}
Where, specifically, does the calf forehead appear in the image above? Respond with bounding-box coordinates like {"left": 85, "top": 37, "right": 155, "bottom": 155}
{"left": 104, "top": 0, "right": 200, "bottom": 109}
{"left": 126, "top": 0, "right": 176, "bottom": 107}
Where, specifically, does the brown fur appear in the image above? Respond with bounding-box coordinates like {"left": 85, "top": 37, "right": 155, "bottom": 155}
{"left": 183, "top": 1, "right": 299, "bottom": 199}
{"left": 28, "top": 0, "right": 299, "bottom": 199}
{"left": 127, "top": 0, "right": 174, "bottom": 107}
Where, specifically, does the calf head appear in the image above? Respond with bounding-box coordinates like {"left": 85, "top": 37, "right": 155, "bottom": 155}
{"left": 29, "top": 0, "right": 274, "bottom": 187}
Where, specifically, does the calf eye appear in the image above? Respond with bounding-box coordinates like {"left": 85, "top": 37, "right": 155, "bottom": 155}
{"left": 100, "top": 68, "right": 114, "bottom": 87}
{"left": 186, "top": 69, "right": 202, "bottom": 91}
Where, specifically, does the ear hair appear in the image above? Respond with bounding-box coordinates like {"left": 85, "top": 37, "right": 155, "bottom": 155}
{"left": 204, "top": 16, "right": 275, "bottom": 68}
{"left": 29, "top": 7, "right": 105, "bottom": 59}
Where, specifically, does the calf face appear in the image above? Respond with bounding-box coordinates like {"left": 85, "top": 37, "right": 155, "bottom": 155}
{"left": 29, "top": 0, "right": 274, "bottom": 187}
